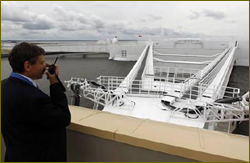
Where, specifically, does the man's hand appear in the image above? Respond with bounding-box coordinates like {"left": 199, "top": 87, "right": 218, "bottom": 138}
{"left": 44, "top": 63, "right": 59, "bottom": 84}
{"left": 45, "top": 63, "right": 59, "bottom": 76}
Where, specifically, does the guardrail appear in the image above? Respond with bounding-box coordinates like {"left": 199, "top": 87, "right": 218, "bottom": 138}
{"left": 65, "top": 76, "right": 247, "bottom": 130}
{"left": 153, "top": 50, "right": 221, "bottom": 58}
{"left": 199, "top": 48, "right": 231, "bottom": 87}
{"left": 96, "top": 76, "right": 240, "bottom": 100}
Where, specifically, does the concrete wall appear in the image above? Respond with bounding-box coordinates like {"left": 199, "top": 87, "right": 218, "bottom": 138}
{"left": 67, "top": 130, "right": 196, "bottom": 162}
{"left": 1, "top": 131, "right": 196, "bottom": 162}
{"left": 42, "top": 44, "right": 109, "bottom": 53}
{"left": 110, "top": 40, "right": 229, "bottom": 61}
{"left": 2, "top": 40, "right": 248, "bottom": 66}
{"left": 109, "top": 44, "right": 145, "bottom": 60}
{"left": 1, "top": 106, "right": 249, "bottom": 162}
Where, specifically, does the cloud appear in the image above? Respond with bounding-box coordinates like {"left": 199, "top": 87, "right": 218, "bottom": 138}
{"left": 52, "top": 5, "right": 105, "bottom": 32}
{"left": 3, "top": 2, "right": 244, "bottom": 40}
{"left": 1, "top": 2, "right": 36, "bottom": 22}
{"left": 52, "top": 4, "right": 88, "bottom": 23}
{"left": 140, "top": 15, "right": 163, "bottom": 23}
{"left": 22, "top": 14, "right": 54, "bottom": 30}
{"left": 224, "top": 20, "right": 236, "bottom": 24}
{"left": 1, "top": 2, "right": 54, "bottom": 31}
{"left": 148, "top": 15, "right": 163, "bottom": 21}
{"left": 57, "top": 21, "right": 86, "bottom": 31}
{"left": 51, "top": 5, "right": 88, "bottom": 31}
{"left": 1, "top": 21, "right": 22, "bottom": 32}
{"left": 202, "top": 9, "right": 225, "bottom": 19}
{"left": 0, "top": 2, "right": 207, "bottom": 40}
{"left": 90, "top": 15, "right": 105, "bottom": 29}
{"left": 189, "top": 9, "right": 225, "bottom": 20}
{"left": 189, "top": 10, "right": 201, "bottom": 19}
{"left": 94, "top": 2, "right": 109, "bottom": 8}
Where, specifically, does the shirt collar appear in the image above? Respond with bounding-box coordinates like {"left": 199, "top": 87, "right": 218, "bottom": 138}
{"left": 11, "top": 72, "right": 38, "bottom": 87}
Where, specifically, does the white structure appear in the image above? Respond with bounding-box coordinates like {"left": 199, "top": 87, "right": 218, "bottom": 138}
{"left": 65, "top": 39, "right": 249, "bottom": 132}
{"left": 1, "top": 38, "right": 248, "bottom": 66}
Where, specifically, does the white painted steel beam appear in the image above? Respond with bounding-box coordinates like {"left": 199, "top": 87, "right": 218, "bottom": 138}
{"left": 202, "top": 46, "right": 238, "bottom": 101}
{"left": 116, "top": 44, "right": 149, "bottom": 91}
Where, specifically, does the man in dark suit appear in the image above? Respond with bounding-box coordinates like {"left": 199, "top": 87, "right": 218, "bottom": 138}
{"left": 1, "top": 42, "right": 71, "bottom": 162}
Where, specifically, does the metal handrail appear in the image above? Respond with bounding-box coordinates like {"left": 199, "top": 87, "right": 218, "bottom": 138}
{"left": 96, "top": 76, "right": 240, "bottom": 99}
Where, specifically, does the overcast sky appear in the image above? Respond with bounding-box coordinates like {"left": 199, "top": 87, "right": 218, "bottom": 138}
{"left": 1, "top": 1, "right": 249, "bottom": 40}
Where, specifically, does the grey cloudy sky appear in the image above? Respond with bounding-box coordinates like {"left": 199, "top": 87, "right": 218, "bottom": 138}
{"left": 1, "top": 1, "right": 249, "bottom": 40}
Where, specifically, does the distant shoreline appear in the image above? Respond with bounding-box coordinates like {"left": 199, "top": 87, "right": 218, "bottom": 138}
{"left": 1, "top": 39, "right": 139, "bottom": 42}
{"left": 1, "top": 49, "right": 10, "bottom": 58}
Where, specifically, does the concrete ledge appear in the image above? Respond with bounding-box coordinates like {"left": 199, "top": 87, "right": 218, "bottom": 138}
{"left": 67, "top": 105, "right": 249, "bottom": 162}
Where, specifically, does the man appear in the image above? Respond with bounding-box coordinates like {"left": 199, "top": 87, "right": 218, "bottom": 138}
{"left": 1, "top": 42, "right": 71, "bottom": 161}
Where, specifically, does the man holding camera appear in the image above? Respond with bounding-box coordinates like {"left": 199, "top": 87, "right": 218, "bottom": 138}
{"left": 1, "top": 42, "right": 71, "bottom": 162}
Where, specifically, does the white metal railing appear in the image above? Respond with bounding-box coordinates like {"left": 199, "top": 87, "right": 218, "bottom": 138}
{"left": 199, "top": 49, "right": 230, "bottom": 86}
{"left": 65, "top": 76, "right": 247, "bottom": 130}
{"left": 181, "top": 84, "right": 240, "bottom": 100}
{"left": 143, "top": 44, "right": 154, "bottom": 76}
{"left": 170, "top": 100, "right": 248, "bottom": 122}
{"left": 200, "top": 45, "right": 237, "bottom": 101}
{"left": 96, "top": 76, "right": 240, "bottom": 99}
{"left": 199, "top": 48, "right": 231, "bottom": 86}
{"left": 176, "top": 48, "right": 231, "bottom": 100}
{"left": 143, "top": 66, "right": 200, "bottom": 83}
{"left": 153, "top": 50, "right": 221, "bottom": 58}
{"left": 150, "top": 48, "right": 233, "bottom": 100}
{"left": 168, "top": 99, "right": 248, "bottom": 133}
{"left": 153, "top": 57, "right": 211, "bottom": 65}
{"left": 65, "top": 77, "right": 135, "bottom": 109}
{"left": 65, "top": 76, "right": 247, "bottom": 131}
{"left": 66, "top": 77, "right": 240, "bottom": 102}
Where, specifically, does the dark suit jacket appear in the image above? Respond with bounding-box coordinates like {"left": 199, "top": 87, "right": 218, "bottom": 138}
{"left": 1, "top": 76, "right": 71, "bottom": 162}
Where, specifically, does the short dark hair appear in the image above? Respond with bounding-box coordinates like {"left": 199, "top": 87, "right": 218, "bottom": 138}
{"left": 8, "top": 42, "right": 45, "bottom": 73}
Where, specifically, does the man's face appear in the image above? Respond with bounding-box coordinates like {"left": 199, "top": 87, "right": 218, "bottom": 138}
{"left": 29, "top": 55, "right": 46, "bottom": 80}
